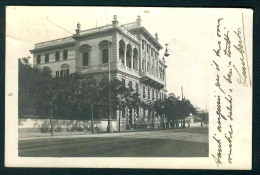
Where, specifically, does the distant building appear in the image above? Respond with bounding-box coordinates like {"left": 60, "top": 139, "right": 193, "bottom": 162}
{"left": 30, "top": 15, "right": 168, "bottom": 130}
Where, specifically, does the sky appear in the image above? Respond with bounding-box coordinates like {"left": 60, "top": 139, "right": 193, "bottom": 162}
{"left": 6, "top": 7, "right": 213, "bottom": 110}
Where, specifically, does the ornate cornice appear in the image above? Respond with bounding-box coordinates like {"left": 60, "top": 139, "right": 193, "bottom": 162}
{"left": 130, "top": 27, "right": 163, "bottom": 50}
{"left": 73, "top": 28, "right": 140, "bottom": 46}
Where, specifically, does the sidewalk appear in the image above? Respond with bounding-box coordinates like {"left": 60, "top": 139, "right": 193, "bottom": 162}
{"left": 19, "top": 126, "right": 208, "bottom": 141}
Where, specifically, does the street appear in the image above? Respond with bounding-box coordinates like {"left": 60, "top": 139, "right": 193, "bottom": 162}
{"left": 19, "top": 127, "right": 208, "bottom": 157}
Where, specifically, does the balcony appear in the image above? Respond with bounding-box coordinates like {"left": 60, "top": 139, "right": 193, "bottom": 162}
{"left": 78, "top": 64, "right": 108, "bottom": 74}
{"left": 118, "top": 63, "right": 140, "bottom": 77}
{"left": 140, "top": 71, "right": 164, "bottom": 89}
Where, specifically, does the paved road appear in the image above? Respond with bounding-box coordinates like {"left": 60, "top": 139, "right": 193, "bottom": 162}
{"left": 19, "top": 127, "right": 208, "bottom": 157}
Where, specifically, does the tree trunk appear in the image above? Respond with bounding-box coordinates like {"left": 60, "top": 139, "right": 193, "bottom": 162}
{"left": 50, "top": 103, "right": 54, "bottom": 136}
{"left": 91, "top": 106, "right": 94, "bottom": 134}
{"left": 152, "top": 109, "right": 155, "bottom": 129}
{"left": 119, "top": 108, "right": 121, "bottom": 132}
{"left": 168, "top": 116, "right": 170, "bottom": 129}
{"left": 183, "top": 116, "right": 186, "bottom": 128}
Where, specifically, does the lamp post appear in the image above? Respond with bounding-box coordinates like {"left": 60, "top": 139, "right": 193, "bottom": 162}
{"left": 107, "top": 41, "right": 113, "bottom": 133}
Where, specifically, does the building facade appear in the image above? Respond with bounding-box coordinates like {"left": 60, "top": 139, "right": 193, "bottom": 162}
{"left": 30, "top": 15, "right": 168, "bottom": 130}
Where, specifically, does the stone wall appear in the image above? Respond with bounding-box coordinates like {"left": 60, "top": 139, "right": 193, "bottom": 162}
{"left": 19, "top": 119, "right": 117, "bottom": 133}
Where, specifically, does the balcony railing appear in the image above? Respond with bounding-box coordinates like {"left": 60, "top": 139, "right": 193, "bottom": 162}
{"left": 123, "top": 22, "right": 140, "bottom": 30}
{"left": 141, "top": 71, "right": 164, "bottom": 85}
{"left": 78, "top": 63, "right": 108, "bottom": 73}
{"left": 80, "top": 24, "right": 113, "bottom": 36}
{"left": 35, "top": 36, "right": 74, "bottom": 49}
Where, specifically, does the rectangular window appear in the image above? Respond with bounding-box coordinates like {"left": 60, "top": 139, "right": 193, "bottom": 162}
{"left": 55, "top": 51, "right": 60, "bottom": 61}
{"left": 152, "top": 89, "right": 154, "bottom": 100}
{"left": 122, "top": 79, "right": 125, "bottom": 87}
{"left": 102, "top": 49, "right": 108, "bottom": 64}
{"left": 55, "top": 71, "right": 59, "bottom": 78}
{"left": 136, "top": 83, "right": 139, "bottom": 94}
{"left": 36, "top": 54, "right": 41, "bottom": 64}
{"left": 142, "top": 41, "right": 145, "bottom": 50}
{"left": 156, "top": 91, "right": 158, "bottom": 100}
{"left": 45, "top": 53, "right": 49, "bottom": 63}
{"left": 148, "top": 87, "right": 150, "bottom": 99}
{"left": 63, "top": 50, "right": 68, "bottom": 60}
{"left": 128, "top": 81, "right": 132, "bottom": 90}
{"left": 143, "top": 85, "right": 145, "bottom": 98}
{"left": 83, "top": 52, "right": 89, "bottom": 66}
{"left": 122, "top": 108, "right": 125, "bottom": 118}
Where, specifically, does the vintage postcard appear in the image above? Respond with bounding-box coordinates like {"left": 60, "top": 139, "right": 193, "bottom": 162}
{"left": 5, "top": 7, "right": 252, "bottom": 169}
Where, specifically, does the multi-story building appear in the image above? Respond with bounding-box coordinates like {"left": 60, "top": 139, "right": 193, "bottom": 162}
{"left": 30, "top": 15, "right": 167, "bottom": 130}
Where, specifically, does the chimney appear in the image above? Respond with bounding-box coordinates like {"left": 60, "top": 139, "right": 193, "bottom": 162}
{"left": 136, "top": 15, "right": 142, "bottom": 25}
{"left": 76, "top": 22, "right": 81, "bottom": 35}
{"left": 112, "top": 15, "right": 119, "bottom": 27}
{"left": 155, "top": 32, "right": 159, "bottom": 41}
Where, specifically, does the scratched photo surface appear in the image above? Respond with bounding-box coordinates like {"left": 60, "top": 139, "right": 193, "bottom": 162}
{"left": 5, "top": 7, "right": 252, "bottom": 169}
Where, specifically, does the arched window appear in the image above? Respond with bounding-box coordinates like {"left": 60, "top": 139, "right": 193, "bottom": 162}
{"left": 42, "top": 66, "right": 52, "bottom": 75}
{"left": 126, "top": 44, "right": 132, "bottom": 68}
{"left": 60, "top": 64, "right": 70, "bottom": 78}
{"left": 119, "top": 40, "right": 125, "bottom": 65}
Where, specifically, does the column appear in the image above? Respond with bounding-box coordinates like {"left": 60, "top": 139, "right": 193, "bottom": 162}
{"left": 131, "top": 51, "right": 133, "bottom": 69}
{"left": 139, "top": 41, "right": 142, "bottom": 74}
{"left": 137, "top": 53, "right": 139, "bottom": 71}
{"left": 144, "top": 43, "right": 147, "bottom": 72}
{"left": 157, "top": 52, "right": 159, "bottom": 77}
{"left": 75, "top": 41, "right": 80, "bottom": 73}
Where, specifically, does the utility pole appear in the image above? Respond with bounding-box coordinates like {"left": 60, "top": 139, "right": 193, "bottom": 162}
{"left": 181, "top": 86, "right": 185, "bottom": 128}
{"left": 107, "top": 41, "right": 113, "bottom": 133}
{"left": 181, "top": 86, "right": 184, "bottom": 101}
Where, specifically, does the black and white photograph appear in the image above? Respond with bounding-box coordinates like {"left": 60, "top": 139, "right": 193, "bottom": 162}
{"left": 5, "top": 7, "right": 252, "bottom": 169}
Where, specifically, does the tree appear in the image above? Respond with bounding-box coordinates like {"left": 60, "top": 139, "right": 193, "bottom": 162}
{"left": 77, "top": 76, "right": 100, "bottom": 134}
{"left": 179, "top": 98, "right": 198, "bottom": 128}
{"left": 154, "top": 99, "right": 166, "bottom": 128}
{"left": 126, "top": 90, "right": 141, "bottom": 129}
{"left": 163, "top": 93, "right": 179, "bottom": 128}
